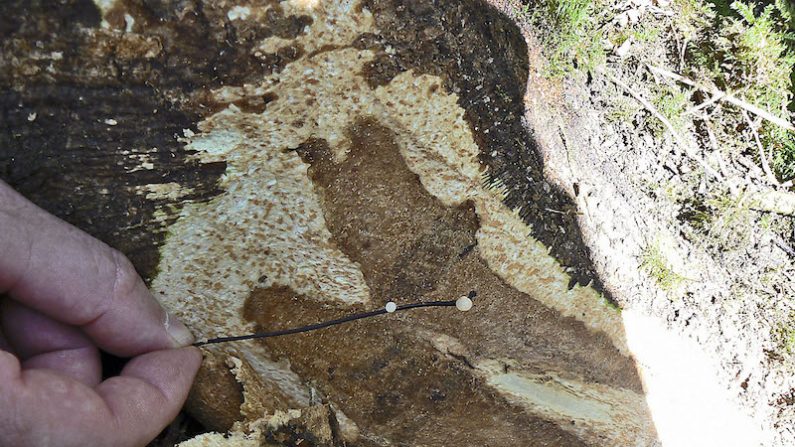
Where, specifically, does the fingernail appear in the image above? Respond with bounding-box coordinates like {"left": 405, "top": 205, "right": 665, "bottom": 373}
{"left": 166, "top": 313, "right": 195, "bottom": 347}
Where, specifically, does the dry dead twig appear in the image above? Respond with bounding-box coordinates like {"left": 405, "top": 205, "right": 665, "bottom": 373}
{"left": 742, "top": 110, "right": 780, "bottom": 186}
{"left": 647, "top": 64, "right": 795, "bottom": 132}
{"left": 685, "top": 92, "right": 725, "bottom": 115}
{"left": 701, "top": 114, "right": 732, "bottom": 181}
{"left": 602, "top": 70, "right": 723, "bottom": 179}
{"left": 749, "top": 189, "right": 795, "bottom": 216}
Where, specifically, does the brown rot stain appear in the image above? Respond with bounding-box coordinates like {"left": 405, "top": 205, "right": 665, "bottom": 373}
{"left": 243, "top": 117, "right": 644, "bottom": 444}
{"left": 245, "top": 287, "right": 589, "bottom": 447}
{"left": 186, "top": 351, "right": 245, "bottom": 433}
{"left": 293, "top": 121, "right": 480, "bottom": 301}
{"left": 264, "top": 404, "right": 340, "bottom": 447}
{"left": 231, "top": 91, "right": 282, "bottom": 114}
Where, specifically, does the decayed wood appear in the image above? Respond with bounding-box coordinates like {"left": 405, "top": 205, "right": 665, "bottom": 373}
{"left": 2, "top": 1, "right": 659, "bottom": 446}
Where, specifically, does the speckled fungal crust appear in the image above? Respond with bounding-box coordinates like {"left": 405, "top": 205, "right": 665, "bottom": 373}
{"left": 6, "top": 0, "right": 773, "bottom": 446}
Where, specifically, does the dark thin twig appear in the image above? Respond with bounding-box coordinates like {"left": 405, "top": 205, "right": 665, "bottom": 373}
{"left": 194, "top": 299, "right": 461, "bottom": 347}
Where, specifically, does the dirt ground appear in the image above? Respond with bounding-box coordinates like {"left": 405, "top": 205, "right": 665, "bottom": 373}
{"left": 506, "top": 0, "right": 795, "bottom": 442}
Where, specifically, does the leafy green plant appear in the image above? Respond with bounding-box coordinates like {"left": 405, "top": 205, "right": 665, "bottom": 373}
{"left": 633, "top": 22, "right": 663, "bottom": 44}
{"left": 523, "top": 0, "right": 795, "bottom": 178}
{"left": 728, "top": 2, "right": 794, "bottom": 108}
{"left": 675, "top": 0, "right": 715, "bottom": 40}
{"left": 522, "top": 0, "right": 607, "bottom": 76}
{"left": 766, "top": 120, "right": 795, "bottom": 181}
{"left": 684, "top": 0, "right": 795, "bottom": 180}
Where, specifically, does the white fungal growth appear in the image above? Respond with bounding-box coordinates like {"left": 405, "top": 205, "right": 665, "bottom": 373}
{"left": 227, "top": 6, "right": 251, "bottom": 21}
{"left": 385, "top": 302, "right": 397, "bottom": 313}
{"left": 456, "top": 296, "right": 473, "bottom": 312}
{"left": 124, "top": 13, "right": 135, "bottom": 33}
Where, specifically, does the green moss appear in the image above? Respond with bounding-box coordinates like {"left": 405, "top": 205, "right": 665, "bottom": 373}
{"left": 675, "top": 0, "right": 715, "bottom": 40}
{"left": 606, "top": 95, "right": 642, "bottom": 123}
{"left": 784, "top": 330, "right": 795, "bottom": 355}
{"left": 648, "top": 85, "right": 690, "bottom": 135}
{"left": 706, "top": 192, "right": 754, "bottom": 247}
{"left": 759, "top": 213, "right": 774, "bottom": 230}
{"left": 774, "top": 315, "right": 795, "bottom": 356}
{"left": 633, "top": 21, "right": 664, "bottom": 44}
{"left": 678, "top": 189, "right": 755, "bottom": 250}
{"left": 641, "top": 243, "right": 687, "bottom": 292}
{"left": 599, "top": 293, "right": 623, "bottom": 313}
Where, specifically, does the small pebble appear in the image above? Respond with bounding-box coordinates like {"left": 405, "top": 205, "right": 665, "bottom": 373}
{"left": 456, "top": 296, "right": 473, "bottom": 312}
{"left": 385, "top": 301, "right": 397, "bottom": 313}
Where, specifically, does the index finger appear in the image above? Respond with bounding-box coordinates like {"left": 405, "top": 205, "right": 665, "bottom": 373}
{"left": 0, "top": 181, "right": 193, "bottom": 356}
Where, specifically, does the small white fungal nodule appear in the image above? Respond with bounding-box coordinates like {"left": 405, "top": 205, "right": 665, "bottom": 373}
{"left": 455, "top": 296, "right": 473, "bottom": 312}
{"left": 385, "top": 301, "right": 397, "bottom": 313}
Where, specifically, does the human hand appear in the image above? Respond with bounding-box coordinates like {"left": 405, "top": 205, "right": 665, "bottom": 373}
{"left": 0, "top": 180, "right": 202, "bottom": 447}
